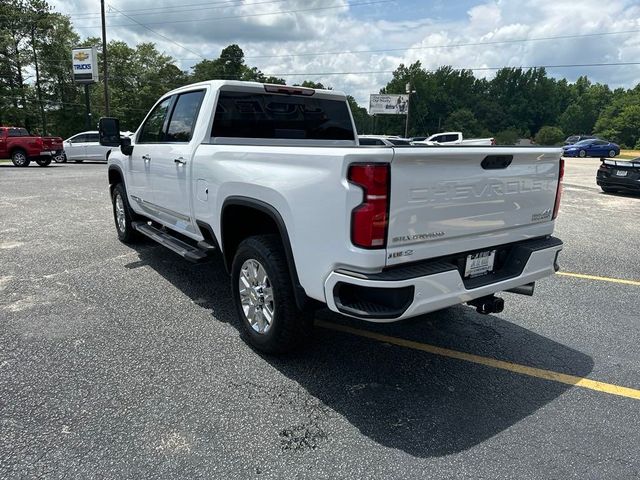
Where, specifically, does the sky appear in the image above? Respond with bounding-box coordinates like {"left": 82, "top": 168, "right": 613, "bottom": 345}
{"left": 51, "top": 0, "right": 640, "bottom": 106}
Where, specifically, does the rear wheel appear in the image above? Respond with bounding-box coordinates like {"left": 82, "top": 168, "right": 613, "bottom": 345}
{"left": 579, "top": 150, "right": 587, "bottom": 158}
{"left": 111, "top": 183, "right": 141, "bottom": 244}
{"left": 35, "top": 157, "right": 51, "bottom": 167}
{"left": 608, "top": 149, "right": 616, "bottom": 158}
{"left": 11, "top": 149, "right": 30, "bottom": 167}
{"left": 231, "top": 235, "right": 313, "bottom": 354}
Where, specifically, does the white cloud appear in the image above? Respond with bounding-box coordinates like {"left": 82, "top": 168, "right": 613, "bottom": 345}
{"left": 52, "top": 0, "right": 640, "bottom": 106}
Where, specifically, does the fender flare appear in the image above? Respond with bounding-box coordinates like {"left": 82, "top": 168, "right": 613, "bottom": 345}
{"left": 221, "top": 196, "right": 313, "bottom": 311}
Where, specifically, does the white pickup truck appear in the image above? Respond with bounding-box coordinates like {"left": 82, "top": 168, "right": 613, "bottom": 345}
{"left": 414, "top": 131, "right": 495, "bottom": 146}
{"left": 99, "top": 80, "right": 564, "bottom": 353}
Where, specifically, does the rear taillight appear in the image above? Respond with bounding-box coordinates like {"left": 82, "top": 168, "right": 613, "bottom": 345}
{"left": 552, "top": 158, "right": 564, "bottom": 220}
{"left": 348, "top": 164, "right": 390, "bottom": 249}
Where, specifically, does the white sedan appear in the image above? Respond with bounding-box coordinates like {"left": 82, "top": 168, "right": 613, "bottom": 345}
{"left": 57, "top": 131, "right": 115, "bottom": 163}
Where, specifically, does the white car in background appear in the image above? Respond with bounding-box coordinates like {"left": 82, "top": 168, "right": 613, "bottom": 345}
{"left": 58, "top": 131, "right": 124, "bottom": 163}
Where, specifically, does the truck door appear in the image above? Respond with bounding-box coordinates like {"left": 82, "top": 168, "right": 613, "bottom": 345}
{"left": 127, "top": 96, "right": 173, "bottom": 215}
{"left": 65, "top": 133, "right": 87, "bottom": 161}
{"left": 148, "top": 90, "right": 205, "bottom": 234}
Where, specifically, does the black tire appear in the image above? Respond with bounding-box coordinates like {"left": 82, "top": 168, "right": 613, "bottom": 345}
{"left": 111, "top": 183, "right": 141, "bottom": 244}
{"left": 608, "top": 149, "right": 616, "bottom": 158}
{"left": 53, "top": 153, "right": 66, "bottom": 163}
{"left": 11, "top": 149, "right": 30, "bottom": 167}
{"left": 231, "top": 235, "right": 313, "bottom": 354}
{"left": 35, "top": 156, "right": 52, "bottom": 167}
{"left": 579, "top": 150, "right": 587, "bottom": 158}
{"left": 601, "top": 186, "right": 617, "bottom": 193}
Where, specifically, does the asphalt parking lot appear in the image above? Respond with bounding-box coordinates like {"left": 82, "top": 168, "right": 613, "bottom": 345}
{"left": 1, "top": 159, "right": 639, "bottom": 479}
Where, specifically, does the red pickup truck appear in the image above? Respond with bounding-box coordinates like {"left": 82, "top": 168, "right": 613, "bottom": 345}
{"left": 0, "top": 127, "right": 64, "bottom": 167}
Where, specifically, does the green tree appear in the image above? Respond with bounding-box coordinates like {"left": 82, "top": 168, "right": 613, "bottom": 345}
{"left": 494, "top": 128, "right": 520, "bottom": 145}
{"left": 443, "top": 108, "right": 481, "bottom": 136}
{"left": 535, "top": 126, "right": 565, "bottom": 145}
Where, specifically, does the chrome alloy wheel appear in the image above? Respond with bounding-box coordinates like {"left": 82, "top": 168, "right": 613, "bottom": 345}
{"left": 13, "top": 151, "right": 27, "bottom": 166}
{"left": 238, "top": 259, "right": 274, "bottom": 334}
{"left": 114, "top": 193, "right": 126, "bottom": 233}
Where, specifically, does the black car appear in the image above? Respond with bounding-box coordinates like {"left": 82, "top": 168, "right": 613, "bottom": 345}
{"left": 564, "top": 134, "right": 595, "bottom": 146}
{"left": 597, "top": 158, "right": 640, "bottom": 194}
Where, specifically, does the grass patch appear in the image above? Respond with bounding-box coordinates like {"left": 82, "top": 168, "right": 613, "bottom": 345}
{"left": 619, "top": 150, "right": 640, "bottom": 160}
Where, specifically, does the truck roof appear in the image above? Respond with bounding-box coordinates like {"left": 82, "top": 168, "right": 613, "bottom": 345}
{"left": 163, "top": 80, "right": 347, "bottom": 101}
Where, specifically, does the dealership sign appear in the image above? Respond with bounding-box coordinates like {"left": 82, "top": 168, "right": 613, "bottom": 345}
{"left": 369, "top": 94, "right": 410, "bottom": 115}
{"left": 72, "top": 47, "right": 98, "bottom": 84}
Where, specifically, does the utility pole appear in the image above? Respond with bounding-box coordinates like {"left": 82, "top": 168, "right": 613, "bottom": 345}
{"left": 84, "top": 84, "right": 92, "bottom": 129}
{"left": 100, "top": 0, "right": 110, "bottom": 116}
{"left": 404, "top": 82, "right": 415, "bottom": 138}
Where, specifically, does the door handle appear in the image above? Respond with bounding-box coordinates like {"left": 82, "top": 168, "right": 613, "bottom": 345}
{"left": 174, "top": 157, "right": 186, "bottom": 165}
{"left": 142, "top": 154, "right": 151, "bottom": 162}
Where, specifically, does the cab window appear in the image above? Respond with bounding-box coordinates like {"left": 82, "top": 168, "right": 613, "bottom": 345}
{"left": 138, "top": 97, "right": 173, "bottom": 143}
{"left": 8, "top": 128, "right": 30, "bottom": 137}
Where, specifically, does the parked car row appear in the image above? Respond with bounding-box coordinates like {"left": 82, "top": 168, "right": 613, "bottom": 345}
{"left": 358, "top": 132, "right": 495, "bottom": 147}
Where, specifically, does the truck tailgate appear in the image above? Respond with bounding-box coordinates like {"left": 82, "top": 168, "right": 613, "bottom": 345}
{"left": 386, "top": 147, "right": 561, "bottom": 266}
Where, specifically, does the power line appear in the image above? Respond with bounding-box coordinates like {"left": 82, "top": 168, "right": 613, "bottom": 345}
{"left": 241, "top": 28, "right": 640, "bottom": 60}
{"left": 68, "top": 0, "right": 295, "bottom": 18}
{"left": 255, "top": 61, "right": 640, "bottom": 77}
{"left": 23, "top": 24, "right": 640, "bottom": 67}
{"left": 106, "top": 4, "right": 206, "bottom": 60}
{"left": 72, "top": 0, "right": 394, "bottom": 28}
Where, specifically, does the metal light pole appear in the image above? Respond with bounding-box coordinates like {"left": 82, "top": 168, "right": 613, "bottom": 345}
{"left": 100, "top": 0, "right": 110, "bottom": 116}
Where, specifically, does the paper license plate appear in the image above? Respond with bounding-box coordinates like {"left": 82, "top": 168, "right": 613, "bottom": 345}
{"left": 616, "top": 170, "right": 628, "bottom": 176}
{"left": 464, "top": 250, "right": 496, "bottom": 278}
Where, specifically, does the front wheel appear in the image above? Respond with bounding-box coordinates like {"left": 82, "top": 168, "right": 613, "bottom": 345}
{"left": 53, "top": 153, "right": 66, "bottom": 163}
{"left": 608, "top": 150, "right": 617, "bottom": 158}
{"left": 35, "top": 157, "right": 51, "bottom": 167}
{"left": 111, "top": 183, "right": 141, "bottom": 244}
{"left": 231, "top": 235, "right": 313, "bottom": 354}
{"left": 11, "top": 149, "right": 30, "bottom": 167}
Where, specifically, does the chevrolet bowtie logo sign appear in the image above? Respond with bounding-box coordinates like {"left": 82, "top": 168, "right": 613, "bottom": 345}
{"left": 74, "top": 51, "right": 89, "bottom": 62}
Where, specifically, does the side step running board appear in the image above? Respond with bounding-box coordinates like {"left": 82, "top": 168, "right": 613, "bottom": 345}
{"left": 132, "top": 221, "right": 212, "bottom": 263}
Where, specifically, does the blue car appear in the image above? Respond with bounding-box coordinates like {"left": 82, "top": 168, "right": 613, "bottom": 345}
{"left": 563, "top": 139, "right": 620, "bottom": 158}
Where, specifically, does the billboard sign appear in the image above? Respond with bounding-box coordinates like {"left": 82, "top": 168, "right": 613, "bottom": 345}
{"left": 369, "top": 94, "right": 409, "bottom": 115}
{"left": 72, "top": 47, "right": 98, "bottom": 84}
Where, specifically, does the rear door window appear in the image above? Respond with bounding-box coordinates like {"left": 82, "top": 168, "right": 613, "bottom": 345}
{"left": 85, "top": 133, "right": 100, "bottom": 143}
{"left": 166, "top": 90, "right": 205, "bottom": 142}
{"left": 212, "top": 90, "right": 354, "bottom": 140}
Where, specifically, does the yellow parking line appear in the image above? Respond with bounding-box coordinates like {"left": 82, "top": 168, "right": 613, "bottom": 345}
{"left": 557, "top": 271, "right": 640, "bottom": 286}
{"left": 316, "top": 320, "right": 640, "bottom": 401}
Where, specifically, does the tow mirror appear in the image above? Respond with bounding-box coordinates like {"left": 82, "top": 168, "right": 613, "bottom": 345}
{"left": 99, "top": 117, "right": 134, "bottom": 156}
{"left": 99, "top": 117, "right": 120, "bottom": 147}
